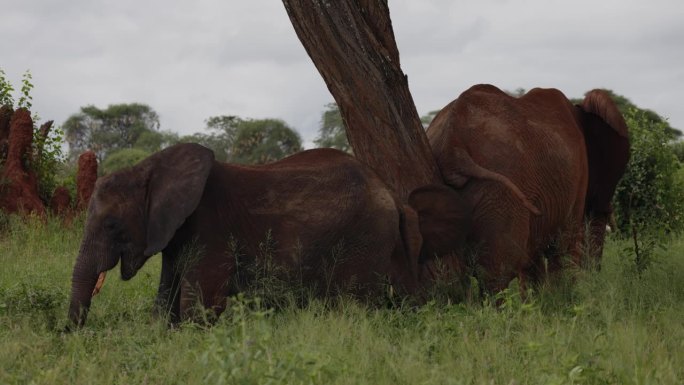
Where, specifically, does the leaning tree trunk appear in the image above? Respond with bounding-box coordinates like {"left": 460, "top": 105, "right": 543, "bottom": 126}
{"left": 282, "top": 0, "right": 443, "bottom": 200}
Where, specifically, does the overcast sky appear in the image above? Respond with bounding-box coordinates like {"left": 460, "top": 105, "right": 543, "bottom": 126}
{"left": 2, "top": 0, "right": 682, "bottom": 146}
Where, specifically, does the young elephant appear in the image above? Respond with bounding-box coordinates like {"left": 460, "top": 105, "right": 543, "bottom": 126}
{"left": 67, "top": 144, "right": 422, "bottom": 327}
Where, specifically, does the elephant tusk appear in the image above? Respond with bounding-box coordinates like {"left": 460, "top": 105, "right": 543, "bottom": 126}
{"left": 92, "top": 272, "right": 107, "bottom": 297}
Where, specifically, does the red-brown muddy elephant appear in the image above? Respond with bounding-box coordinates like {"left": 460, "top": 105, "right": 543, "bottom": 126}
{"left": 67, "top": 144, "right": 422, "bottom": 327}
{"left": 410, "top": 84, "right": 629, "bottom": 292}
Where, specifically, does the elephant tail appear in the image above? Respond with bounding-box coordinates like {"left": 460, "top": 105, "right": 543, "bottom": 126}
{"left": 441, "top": 146, "right": 541, "bottom": 215}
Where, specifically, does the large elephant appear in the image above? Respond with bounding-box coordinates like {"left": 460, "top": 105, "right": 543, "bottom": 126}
{"left": 67, "top": 144, "right": 423, "bottom": 327}
{"left": 410, "top": 84, "right": 629, "bottom": 291}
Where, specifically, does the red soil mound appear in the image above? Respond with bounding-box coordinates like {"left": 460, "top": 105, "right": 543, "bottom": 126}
{"left": 0, "top": 108, "right": 45, "bottom": 215}
{"left": 0, "top": 105, "right": 11, "bottom": 162}
{"left": 49, "top": 186, "right": 72, "bottom": 216}
{"left": 77, "top": 151, "right": 98, "bottom": 209}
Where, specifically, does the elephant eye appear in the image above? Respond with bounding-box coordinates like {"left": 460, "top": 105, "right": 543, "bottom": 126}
{"left": 104, "top": 218, "right": 130, "bottom": 243}
{"left": 103, "top": 217, "right": 126, "bottom": 238}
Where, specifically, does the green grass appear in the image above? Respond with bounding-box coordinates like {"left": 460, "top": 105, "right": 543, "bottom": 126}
{"left": 1, "top": 216, "right": 683, "bottom": 384}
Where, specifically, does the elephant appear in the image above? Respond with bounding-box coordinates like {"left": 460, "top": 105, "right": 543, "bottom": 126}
{"left": 410, "top": 84, "right": 629, "bottom": 292}
{"left": 67, "top": 143, "right": 423, "bottom": 327}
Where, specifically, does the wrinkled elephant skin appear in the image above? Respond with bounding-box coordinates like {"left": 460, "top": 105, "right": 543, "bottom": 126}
{"left": 67, "top": 144, "right": 422, "bottom": 327}
{"left": 411, "top": 84, "right": 629, "bottom": 291}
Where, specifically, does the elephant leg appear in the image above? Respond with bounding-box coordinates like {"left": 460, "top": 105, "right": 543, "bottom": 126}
{"left": 563, "top": 193, "right": 587, "bottom": 270}
{"left": 585, "top": 211, "right": 610, "bottom": 269}
{"left": 569, "top": 221, "right": 586, "bottom": 269}
{"left": 537, "top": 201, "right": 586, "bottom": 282}
{"left": 178, "top": 276, "right": 231, "bottom": 324}
{"left": 472, "top": 204, "right": 531, "bottom": 293}
{"left": 480, "top": 237, "right": 530, "bottom": 293}
{"left": 178, "top": 245, "right": 235, "bottom": 323}
{"left": 154, "top": 252, "right": 182, "bottom": 324}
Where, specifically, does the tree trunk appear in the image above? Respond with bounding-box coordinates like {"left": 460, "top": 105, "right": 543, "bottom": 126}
{"left": 282, "top": 0, "right": 443, "bottom": 200}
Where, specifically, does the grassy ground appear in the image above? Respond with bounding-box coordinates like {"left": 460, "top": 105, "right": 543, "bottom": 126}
{"left": 0, "top": 216, "right": 682, "bottom": 384}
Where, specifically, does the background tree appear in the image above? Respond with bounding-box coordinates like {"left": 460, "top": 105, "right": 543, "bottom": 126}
{"left": 671, "top": 140, "right": 684, "bottom": 163}
{"left": 63, "top": 103, "right": 160, "bottom": 161}
{"left": 314, "top": 103, "right": 350, "bottom": 153}
{"left": 170, "top": 115, "right": 302, "bottom": 165}
{"left": 231, "top": 118, "right": 302, "bottom": 164}
{"left": 132, "top": 130, "right": 178, "bottom": 154}
{"left": 283, "top": 0, "right": 442, "bottom": 200}
{"left": 101, "top": 148, "right": 151, "bottom": 175}
{"left": 420, "top": 110, "right": 440, "bottom": 128}
{"left": 205, "top": 115, "right": 242, "bottom": 141}
{"left": 176, "top": 115, "right": 241, "bottom": 161}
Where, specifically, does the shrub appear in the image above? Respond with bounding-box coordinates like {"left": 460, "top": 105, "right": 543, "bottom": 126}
{"left": 33, "top": 125, "right": 66, "bottom": 203}
{"left": 0, "top": 69, "right": 15, "bottom": 107}
{"left": 612, "top": 108, "right": 684, "bottom": 271}
{"left": 670, "top": 140, "right": 684, "bottom": 163}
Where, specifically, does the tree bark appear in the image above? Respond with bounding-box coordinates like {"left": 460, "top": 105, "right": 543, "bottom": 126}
{"left": 282, "top": 0, "right": 443, "bottom": 200}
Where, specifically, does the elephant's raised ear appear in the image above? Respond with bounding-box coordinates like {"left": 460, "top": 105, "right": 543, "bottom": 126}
{"left": 576, "top": 90, "right": 631, "bottom": 213}
{"left": 408, "top": 184, "right": 472, "bottom": 260}
{"left": 143, "top": 143, "right": 215, "bottom": 256}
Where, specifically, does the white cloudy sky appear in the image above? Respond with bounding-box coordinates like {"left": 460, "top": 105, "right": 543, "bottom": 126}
{"left": 2, "top": 0, "right": 682, "bottom": 146}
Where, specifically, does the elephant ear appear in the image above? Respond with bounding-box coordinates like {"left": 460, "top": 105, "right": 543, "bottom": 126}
{"left": 143, "top": 143, "right": 215, "bottom": 256}
{"left": 408, "top": 184, "right": 472, "bottom": 261}
{"left": 576, "top": 89, "right": 631, "bottom": 214}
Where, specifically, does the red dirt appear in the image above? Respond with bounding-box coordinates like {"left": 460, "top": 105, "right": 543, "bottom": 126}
{"left": 0, "top": 108, "right": 45, "bottom": 215}
{"left": 0, "top": 105, "right": 11, "bottom": 162}
{"left": 49, "top": 186, "right": 72, "bottom": 216}
{"left": 77, "top": 151, "right": 98, "bottom": 209}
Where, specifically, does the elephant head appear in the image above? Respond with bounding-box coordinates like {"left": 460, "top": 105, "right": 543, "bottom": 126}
{"left": 409, "top": 184, "right": 471, "bottom": 265}
{"left": 575, "top": 89, "right": 630, "bottom": 265}
{"left": 67, "top": 143, "right": 215, "bottom": 327}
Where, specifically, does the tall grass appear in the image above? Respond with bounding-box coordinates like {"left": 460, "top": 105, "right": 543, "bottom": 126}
{"left": 1, "top": 216, "right": 682, "bottom": 384}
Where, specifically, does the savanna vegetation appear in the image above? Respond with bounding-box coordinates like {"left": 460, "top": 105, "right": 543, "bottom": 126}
{"left": 2, "top": 1, "right": 684, "bottom": 373}
{"left": 1, "top": 214, "right": 683, "bottom": 384}
{"left": 0, "top": 68, "right": 683, "bottom": 384}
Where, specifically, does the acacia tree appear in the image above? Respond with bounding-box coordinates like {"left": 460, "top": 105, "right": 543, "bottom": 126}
{"left": 282, "top": 0, "right": 442, "bottom": 200}
{"left": 178, "top": 115, "right": 242, "bottom": 161}
{"left": 314, "top": 103, "right": 351, "bottom": 153}
{"left": 231, "top": 118, "right": 302, "bottom": 164}
{"left": 63, "top": 103, "right": 160, "bottom": 161}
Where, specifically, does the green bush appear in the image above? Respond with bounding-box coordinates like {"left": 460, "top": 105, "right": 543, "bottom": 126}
{"left": 33, "top": 125, "right": 66, "bottom": 203}
{"left": 670, "top": 140, "right": 684, "bottom": 163}
{"left": 231, "top": 119, "right": 303, "bottom": 164}
{"left": 101, "top": 148, "right": 150, "bottom": 175}
{"left": 612, "top": 108, "right": 684, "bottom": 271}
{"left": 0, "top": 69, "right": 15, "bottom": 107}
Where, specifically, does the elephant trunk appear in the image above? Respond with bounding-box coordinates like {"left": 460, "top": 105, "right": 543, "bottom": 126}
{"left": 68, "top": 267, "right": 97, "bottom": 328}
{"left": 67, "top": 239, "right": 117, "bottom": 328}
